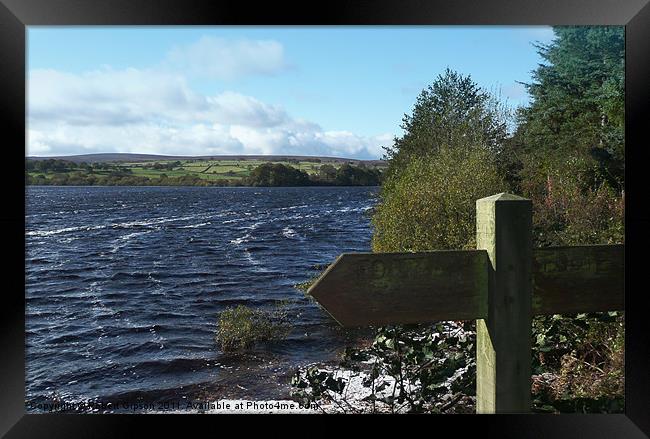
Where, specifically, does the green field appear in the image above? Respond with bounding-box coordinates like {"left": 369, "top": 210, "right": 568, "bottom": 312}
{"left": 128, "top": 159, "right": 327, "bottom": 181}
{"left": 28, "top": 158, "right": 386, "bottom": 183}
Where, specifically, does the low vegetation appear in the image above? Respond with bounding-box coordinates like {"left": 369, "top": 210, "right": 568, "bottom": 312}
{"left": 215, "top": 304, "right": 291, "bottom": 352}
{"left": 531, "top": 311, "right": 625, "bottom": 412}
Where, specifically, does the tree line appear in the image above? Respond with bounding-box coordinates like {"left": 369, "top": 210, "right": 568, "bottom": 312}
{"left": 26, "top": 161, "right": 382, "bottom": 187}
{"left": 244, "top": 163, "right": 381, "bottom": 186}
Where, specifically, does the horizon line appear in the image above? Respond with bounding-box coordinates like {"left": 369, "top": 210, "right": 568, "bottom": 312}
{"left": 26, "top": 152, "right": 386, "bottom": 162}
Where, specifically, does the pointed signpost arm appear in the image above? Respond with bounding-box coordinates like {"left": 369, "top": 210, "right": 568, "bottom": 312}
{"left": 307, "top": 250, "right": 488, "bottom": 327}
{"left": 476, "top": 193, "right": 533, "bottom": 414}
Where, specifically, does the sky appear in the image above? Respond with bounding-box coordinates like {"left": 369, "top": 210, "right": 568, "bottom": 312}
{"left": 27, "top": 26, "right": 555, "bottom": 160}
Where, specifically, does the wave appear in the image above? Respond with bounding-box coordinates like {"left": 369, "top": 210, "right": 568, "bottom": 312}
{"left": 111, "top": 215, "right": 197, "bottom": 229}
{"left": 27, "top": 257, "right": 51, "bottom": 265}
{"left": 222, "top": 218, "right": 246, "bottom": 225}
{"left": 241, "top": 221, "right": 264, "bottom": 230}
{"left": 26, "top": 225, "right": 106, "bottom": 237}
{"left": 109, "top": 229, "right": 157, "bottom": 253}
{"left": 336, "top": 205, "right": 373, "bottom": 213}
{"left": 119, "top": 230, "right": 154, "bottom": 241}
{"left": 45, "top": 327, "right": 106, "bottom": 345}
{"left": 282, "top": 227, "right": 305, "bottom": 241}
{"left": 277, "top": 204, "right": 309, "bottom": 211}
{"left": 27, "top": 215, "right": 199, "bottom": 238}
{"left": 230, "top": 234, "right": 252, "bottom": 245}
{"left": 109, "top": 271, "right": 158, "bottom": 281}
{"left": 243, "top": 245, "right": 268, "bottom": 252}
{"left": 178, "top": 222, "right": 211, "bottom": 229}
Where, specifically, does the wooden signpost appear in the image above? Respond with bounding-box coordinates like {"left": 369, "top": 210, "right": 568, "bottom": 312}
{"left": 307, "top": 193, "right": 624, "bottom": 414}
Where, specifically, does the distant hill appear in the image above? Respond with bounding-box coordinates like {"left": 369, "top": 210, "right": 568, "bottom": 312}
{"left": 27, "top": 152, "right": 386, "bottom": 166}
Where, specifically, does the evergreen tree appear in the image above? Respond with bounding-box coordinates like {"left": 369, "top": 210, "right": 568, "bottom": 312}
{"left": 513, "top": 26, "right": 624, "bottom": 189}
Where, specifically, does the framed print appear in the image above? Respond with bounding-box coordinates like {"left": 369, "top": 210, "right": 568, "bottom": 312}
{"left": 2, "top": 0, "right": 649, "bottom": 436}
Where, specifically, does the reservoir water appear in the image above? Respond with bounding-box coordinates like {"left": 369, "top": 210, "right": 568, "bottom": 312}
{"left": 25, "top": 186, "right": 379, "bottom": 412}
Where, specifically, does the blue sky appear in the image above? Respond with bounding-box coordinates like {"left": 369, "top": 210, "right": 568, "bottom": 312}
{"left": 27, "top": 26, "right": 555, "bottom": 159}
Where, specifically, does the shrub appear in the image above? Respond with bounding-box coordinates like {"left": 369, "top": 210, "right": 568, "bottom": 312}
{"left": 215, "top": 304, "right": 290, "bottom": 352}
{"left": 519, "top": 152, "right": 624, "bottom": 247}
{"left": 372, "top": 144, "right": 508, "bottom": 253}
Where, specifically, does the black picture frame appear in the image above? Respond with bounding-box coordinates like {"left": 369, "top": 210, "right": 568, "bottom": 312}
{"left": 2, "top": 0, "right": 649, "bottom": 436}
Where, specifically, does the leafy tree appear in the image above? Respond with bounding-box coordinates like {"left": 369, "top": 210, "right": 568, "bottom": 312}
{"left": 246, "top": 163, "right": 310, "bottom": 187}
{"left": 353, "top": 71, "right": 510, "bottom": 412}
{"left": 383, "top": 68, "right": 509, "bottom": 178}
{"left": 372, "top": 146, "right": 507, "bottom": 252}
{"left": 318, "top": 164, "right": 337, "bottom": 182}
{"left": 374, "top": 69, "right": 509, "bottom": 252}
{"left": 334, "top": 164, "right": 381, "bottom": 186}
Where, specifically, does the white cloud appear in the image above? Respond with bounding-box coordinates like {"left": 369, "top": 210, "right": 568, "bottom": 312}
{"left": 29, "top": 68, "right": 288, "bottom": 128}
{"left": 27, "top": 66, "right": 390, "bottom": 159}
{"left": 206, "top": 92, "right": 288, "bottom": 127}
{"left": 165, "top": 36, "right": 288, "bottom": 80}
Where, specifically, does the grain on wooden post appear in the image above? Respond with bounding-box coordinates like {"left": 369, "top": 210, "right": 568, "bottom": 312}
{"left": 476, "top": 193, "right": 532, "bottom": 414}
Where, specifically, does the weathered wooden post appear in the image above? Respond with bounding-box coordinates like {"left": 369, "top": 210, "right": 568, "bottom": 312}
{"left": 476, "top": 193, "right": 533, "bottom": 413}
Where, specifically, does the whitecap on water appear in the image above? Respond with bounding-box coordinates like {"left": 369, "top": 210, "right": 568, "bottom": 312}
{"left": 27, "top": 224, "right": 105, "bottom": 237}
{"left": 27, "top": 215, "right": 198, "bottom": 238}
{"left": 178, "top": 222, "right": 211, "bottom": 229}
{"left": 242, "top": 250, "right": 271, "bottom": 272}
{"left": 109, "top": 230, "right": 155, "bottom": 253}
{"left": 241, "top": 221, "right": 264, "bottom": 231}
{"left": 119, "top": 230, "right": 154, "bottom": 241}
{"left": 230, "top": 233, "right": 252, "bottom": 245}
{"left": 282, "top": 227, "right": 305, "bottom": 241}
{"left": 112, "top": 215, "right": 196, "bottom": 229}
{"left": 222, "top": 218, "right": 245, "bottom": 225}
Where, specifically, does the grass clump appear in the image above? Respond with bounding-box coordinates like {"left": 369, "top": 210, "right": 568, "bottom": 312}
{"left": 216, "top": 304, "right": 291, "bottom": 352}
{"left": 293, "top": 273, "right": 323, "bottom": 292}
{"left": 293, "top": 264, "right": 330, "bottom": 293}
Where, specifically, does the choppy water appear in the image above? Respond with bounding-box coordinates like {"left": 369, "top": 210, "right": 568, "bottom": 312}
{"left": 25, "top": 186, "right": 379, "bottom": 412}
